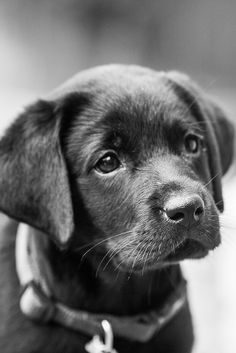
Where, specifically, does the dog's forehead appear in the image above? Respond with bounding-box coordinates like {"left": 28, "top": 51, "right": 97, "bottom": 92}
{"left": 82, "top": 72, "right": 192, "bottom": 135}
{"left": 62, "top": 66, "right": 198, "bottom": 149}
{"left": 71, "top": 86, "right": 196, "bottom": 168}
{"left": 49, "top": 65, "right": 195, "bottom": 125}
{"left": 49, "top": 64, "right": 177, "bottom": 101}
{"left": 92, "top": 89, "right": 187, "bottom": 142}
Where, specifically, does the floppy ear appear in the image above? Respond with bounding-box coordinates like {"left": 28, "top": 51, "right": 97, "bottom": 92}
{"left": 167, "top": 71, "right": 235, "bottom": 212}
{"left": 0, "top": 99, "right": 74, "bottom": 247}
{"left": 205, "top": 100, "right": 234, "bottom": 176}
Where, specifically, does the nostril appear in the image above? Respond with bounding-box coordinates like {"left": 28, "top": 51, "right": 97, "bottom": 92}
{"left": 194, "top": 206, "right": 204, "bottom": 221}
{"left": 168, "top": 211, "right": 185, "bottom": 222}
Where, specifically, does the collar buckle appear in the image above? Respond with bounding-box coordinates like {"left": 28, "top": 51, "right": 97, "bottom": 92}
{"left": 85, "top": 320, "right": 118, "bottom": 353}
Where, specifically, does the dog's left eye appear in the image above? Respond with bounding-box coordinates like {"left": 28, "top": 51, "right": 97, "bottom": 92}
{"left": 184, "top": 134, "right": 200, "bottom": 154}
{"left": 95, "top": 153, "right": 121, "bottom": 173}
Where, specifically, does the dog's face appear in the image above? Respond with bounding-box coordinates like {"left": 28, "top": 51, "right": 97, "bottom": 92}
{"left": 0, "top": 65, "right": 234, "bottom": 273}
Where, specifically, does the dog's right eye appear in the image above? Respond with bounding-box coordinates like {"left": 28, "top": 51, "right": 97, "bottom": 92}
{"left": 184, "top": 134, "right": 201, "bottom": 154}
{"left": 95, "top": 152, "right": 121, "bottom": 174}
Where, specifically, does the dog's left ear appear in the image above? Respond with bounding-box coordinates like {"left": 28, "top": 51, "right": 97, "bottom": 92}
{"left": 0, "top": 99, "right": 74, "bottom": 247}
{"left": 205, "top": 100, "right": 235, "bottom": 176}
{"left": 167, "top": 71, "right": 235, "bottom": 212}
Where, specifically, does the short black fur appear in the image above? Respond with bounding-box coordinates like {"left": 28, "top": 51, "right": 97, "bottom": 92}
{"left": 0, "top": 65, "right": 234, "bottom": 353}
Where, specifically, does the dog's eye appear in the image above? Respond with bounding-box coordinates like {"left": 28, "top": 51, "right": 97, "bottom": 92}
{"left": 95, "top": 153, "right": 121, "bottom": 173}
{"left": 184, "top": 134, "right": 200, "bottom": 154}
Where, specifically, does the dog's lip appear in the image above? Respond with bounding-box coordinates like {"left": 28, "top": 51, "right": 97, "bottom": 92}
{"left": 113, "top": 238, "right": 211, "bottom": 273}
{"left": 163, "top": 239, "right": 209, "bottom": 262}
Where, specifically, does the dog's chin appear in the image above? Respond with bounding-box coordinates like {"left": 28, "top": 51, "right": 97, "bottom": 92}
{"left": 162, "top": 239, "right": 210, "bottom": 263}
{"left": 112, "top": 237, "right": 220, "bottom": 273}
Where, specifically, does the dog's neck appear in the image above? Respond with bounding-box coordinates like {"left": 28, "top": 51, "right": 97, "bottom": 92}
{"left": 46, "top": 239, "right": 182, "bottom": 316}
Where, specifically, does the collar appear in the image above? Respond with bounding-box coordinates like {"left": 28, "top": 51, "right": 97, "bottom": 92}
{"left": 15, "top": 223, "right": 187, "bottom": 344}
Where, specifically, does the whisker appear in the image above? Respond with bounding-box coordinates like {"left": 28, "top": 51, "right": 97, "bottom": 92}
{"left": 95, "top": 247, "right": 116, "bottom": 277}
{"left": 113, "top": 258, "right": 126, "bottom": 273}
{"left": 181, "top": 77, "right": 219, "bottom": 119}
{"left": 101, "top": 250, "right": 119, "bottom": 273}
{"left": 124, "top": 241, "right": 144, "bottom": 280}
{"left": 215, "top": 199, "right": 224, "bottom": 207}
{"left": 80, "top": 230, "right": 133, "bottom": 260}
{"left": 131, "top": 241, "right": 146, "bottom": 271}
{"left": 142, "top": 243, "right": 151, "bottom": 276}
{"left": 142, "top": 248, "right": 152, "bottom": 275}
{"left": 102, "top": 238, "right": 137, "bottom": 273}
{"left": 204, "top": 173, "right": 221, "bottom": 188}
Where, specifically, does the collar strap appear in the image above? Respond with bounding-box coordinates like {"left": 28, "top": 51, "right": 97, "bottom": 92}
{"left": 16, "top": 223, "right": 187, "bottom": 343}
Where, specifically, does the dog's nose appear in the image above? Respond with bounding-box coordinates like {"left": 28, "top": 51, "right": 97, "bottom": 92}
{"left": 164, "top": 195, "right": 205, "bottom": 228}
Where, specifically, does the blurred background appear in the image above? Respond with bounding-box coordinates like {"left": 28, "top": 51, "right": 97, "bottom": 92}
{"left": 0, "top": 1, "right": 236, "bottom": 352}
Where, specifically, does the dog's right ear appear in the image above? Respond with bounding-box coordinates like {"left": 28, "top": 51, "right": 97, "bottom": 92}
{"left": 0, "top": 98, "right": 77, "bottom": 248}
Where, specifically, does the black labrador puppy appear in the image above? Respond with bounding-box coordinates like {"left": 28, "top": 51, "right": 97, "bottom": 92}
{"left": 0, "top": 65, "right": 234, "bottom": 353}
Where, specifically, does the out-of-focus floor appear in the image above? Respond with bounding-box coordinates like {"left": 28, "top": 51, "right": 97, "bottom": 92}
{"left": 183, "top": 174, "right": 236, "bottom": 353}
{"left": 182, "top": 89, "right": 236, "bottom": 353}
{"left": 0, "top": 85, "right": 236, "bottom": 353}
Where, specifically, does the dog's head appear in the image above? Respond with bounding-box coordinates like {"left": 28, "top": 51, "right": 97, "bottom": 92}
{"left": 0, "top": 65, "right": 234, "bottom": 272}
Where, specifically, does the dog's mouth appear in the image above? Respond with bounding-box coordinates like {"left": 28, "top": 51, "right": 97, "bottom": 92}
{"left": 163, "top": 238, "right": 209, "bottom": 263}
{"left": 111, "top": 227, "right": 221, "bottom": 273}
{"left": 114, "top": 239, "right": 210, "bottom": 273}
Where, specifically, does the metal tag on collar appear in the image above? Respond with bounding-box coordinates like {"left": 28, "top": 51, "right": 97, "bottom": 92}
{"left": 85, "top": 320, "right": 118, "bottom": 353}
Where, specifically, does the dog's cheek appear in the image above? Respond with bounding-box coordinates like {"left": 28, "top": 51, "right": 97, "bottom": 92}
{"left": 105, "top": 198, "right": 173, "bottom": 270}
{"left": 77, "top": 175, "right": 137, "bottom": 236}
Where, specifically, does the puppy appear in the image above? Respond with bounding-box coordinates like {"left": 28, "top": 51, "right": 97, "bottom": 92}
{"left": 0, "top": 65, "right": 234, "bottom": 353}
